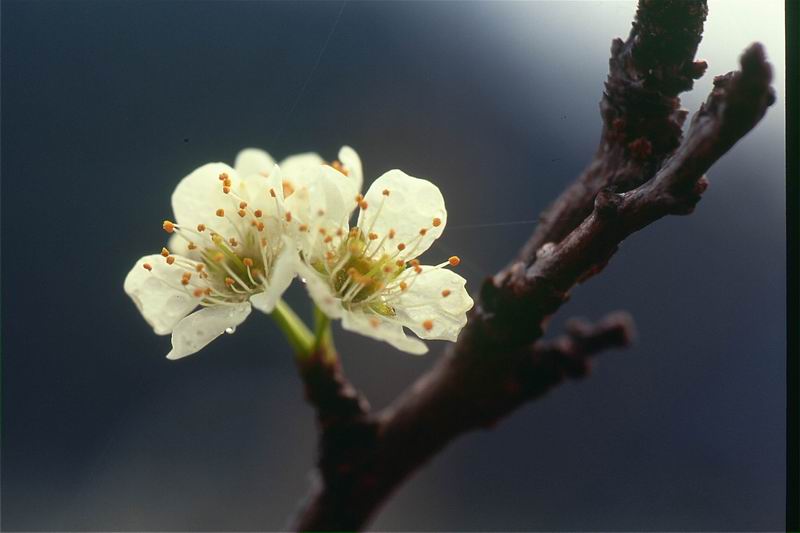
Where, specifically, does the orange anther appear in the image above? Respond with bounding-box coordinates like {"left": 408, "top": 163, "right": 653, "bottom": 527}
{"left": 396, "top": 259, "right": 405, "bottom": 267}
{"left": 218, "top": 172, "right": 228, "bottom": 181}
{"left": 399, "top": 281, "right": 408, "bottom": 291}
{"left": 187, "top": 242, "right": 197, "bottom": 250}
{"left": 397, "top": 243, "right": 406, "bottom": 251}
{"left": 324, "top": 235, "right": 333, "bottom": 243}
{"left": 254, "top": 209, "right": 263, "bottom": 217}
{"left": 223, "top": 178, "right": 231, "bottom": 187}
{"left": 336, "top": 228, "right": 344, "bottom": 237}
{"left": 285, "top": 212, "right": 292, "bottom": 222}
{"left": 224, "top": 277, "right": 235, "bottom": 286}
{"left": 195, "top": 264, "right": 204, "bottom": 272}
{"left": 243, "top": 258, "right": 254, "bottom": 267}
{"left": 359, "top": 200, "right": 368, "bottom": 210}
{"left": 197, "top": 223, "right": 206, "bottom": 232}
{"left": 228, "top": 238, "right": 238, "bottom": 247}
{"left": 142, "top": 263, "right": 153, "bottom": 271}
{"left": 282, "top": 180, "right": 295, "bottom": 197}
{"left": 216, "top": 208, "right": 225, "bottom": 217}
{"left": 269, "top": 188, "right": 277, "bottom": 198}
{"left": 166, "top": 256, "right": 175, "bottom": 265}
{"left": 299, "top": 224, "right": 308, "bottom": 232}
{"left": 161, "top": 247, "right": 169, "bottom": 257}
{"left": 442, "top": 289, "right": 451, "bottom": 297}
{"left": 256, "top": 222, "right": 265, "bottom": 231}
{"left": 204, "top": 288, "right": 212, "bottom": 295}
{"left": 368, "top": 232, "right": 378, "bottom": 240}
{"left": 369, "top": 317, "right": 381, "bottom": 328}
{"left": 422, "top": 319, "right": 434, "bottom": 331}
{"left": 355, "top": 194, "right": 364, "bottom": 202}
{"left": 162, "top": 220, "right": 175, "bottom": 233}
{"left": 419, "top": 228, "right": 427, "bottom": 236}
{"left": 239, "top": 201, "right": 247, "bottom": 209}
{"left": 222, "top": 186, "right": 231, "bottom": 194}
{"left": 383, "top": 265, "right": 393, "bottom": 273}
{"left": 414, "top": 265, "right": 422, "bottom": 273}
{"left": 448, "top": 256, "right": 461, "bottom": 266}
{"left": 388, "top": 229, "right": 396, "bottom": 239}
{"left": 237, "top": 209, "right": 246, "bottom": 217}
{"left": 214, "top": 252, "right": 224, "bottom": 262}
{"left": 193, "top": 288, "right": 204, "bottom": 297}
{"left": 410, "top": 259, "right": 420, "bottom": 267}
{"left": 432, "top": 217, "right": 442, "bottom": 227}
{"left": 181, "top": 278, "right": 190, "bottom": 285}
{"left": 382, "top": 189, "right": 390, "bottom": 196}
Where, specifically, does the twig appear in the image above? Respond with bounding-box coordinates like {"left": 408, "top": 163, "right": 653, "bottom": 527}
{"left": 288, "top": 1, "right": 775, "bottom": 530}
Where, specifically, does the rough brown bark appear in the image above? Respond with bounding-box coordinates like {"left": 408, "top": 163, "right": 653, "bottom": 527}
{"left": 289, "top": 1, "right": 775, "bottom": 530}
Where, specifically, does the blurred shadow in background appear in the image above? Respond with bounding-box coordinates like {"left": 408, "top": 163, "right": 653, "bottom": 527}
{"left": 1, "top": 0, "right": 785, "bottom": 530}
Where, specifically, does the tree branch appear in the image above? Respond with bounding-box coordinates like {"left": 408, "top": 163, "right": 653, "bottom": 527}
{"left": 289, "top": 1, "right": 775, "bottom": 530}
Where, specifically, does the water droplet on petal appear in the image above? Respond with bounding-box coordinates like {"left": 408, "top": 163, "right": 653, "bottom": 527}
{"left": 225, "top": 326, "right": 236, "bottom": 334}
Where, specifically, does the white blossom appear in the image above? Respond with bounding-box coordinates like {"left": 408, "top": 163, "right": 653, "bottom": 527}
{"left": 290, "top": 165, "right": 474, "bottom": 354}
{"left": 124, "top": 153, "right": 297, "bottom": 360}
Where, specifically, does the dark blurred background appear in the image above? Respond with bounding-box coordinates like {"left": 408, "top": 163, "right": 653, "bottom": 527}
{"left": 1, "top": 0, "right": 786, "bottom": 530}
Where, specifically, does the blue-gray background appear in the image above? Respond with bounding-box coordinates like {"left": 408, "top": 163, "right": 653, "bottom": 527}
{"left": 1, "top": 0, "right": 786, "bottom": 530}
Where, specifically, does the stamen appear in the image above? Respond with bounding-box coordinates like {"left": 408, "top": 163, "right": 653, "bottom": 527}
{"left": 359, "top": 200, "right": 368, "bottom": 210}
{"left": 400, "top": 281, "right": 408, "bottom": 291}
{"left": 382, "top": 189, "right": 390, "bottom": 196}
{"left": 161, "top": 247, "right": 170, "bottom": 257}
{"left": 422, "top": 320, "right": 434, "bottom": 331}
{"left": 448, "top": 256, "right": 461, "bottom": 266}
{"left": 222, "top": 186, "right": 230, "bottom": 194}
{"left": 197, "top": 224, "right": 206, "bottom": 232}
{"left": 187, "top": 242, "right": 197, "bottom": 250}
{"left": 166, "top": 256, "right": 175, "bottom": 265}
{"left": 285, "top": 212, "right": 292, "bottom": 222}
{"left": 442, "top": 289, "right": 451, "bottom": 297}
{"left": 193, "top": 288, "right": 204, "bottom": 297}
{"left": 225, "top": 277, "right": 235, "bottom": 286}
{"left": 269, "top": 188, "right": 277, "bottom": 198}
{"left": 216, "top": 209, "right": 225, "bottom": 217}
{"left": 239, "top": 201, "right": 247, "bottom": 209}
{"left": 388, "top": 229, "right": 396, "bottom": 239}
{"left": 218, "top": 172, "right": 228, "bottom": 181}
{"left": 143, "top": 263, "right": 153, "bottom": 271}
{"left": 419, "top": 228, "right": 427, "bottom": 236}
{"left": 397, "top": 243, "right": 406, "bottom": 251}
{"left": 368, "top": 232, "right": 378, "bottom": 240}
{"left": 432, "top": 217, "right": 442, "bottom": 227}
{"left": 237, "top": 209, "right": 246, "bottom": 218}
{"left": 243, "top": 258, "right": 254, "bottom": 268}
{"left": 162, "top": 220, "right": 175, "bottom": 233}
{"left": 254, "top": 209, "right": 263, "bottom": 217}
{"left": 195, "top": 264, "right": 204, "bottom": 272}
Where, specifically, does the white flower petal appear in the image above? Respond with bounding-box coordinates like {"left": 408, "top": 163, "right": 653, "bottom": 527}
{"left": 124, "top": 254, "right": 199, "bottom": 335}
{"left": 341, "top": 312, "right": 428, "bottom": 355}
{"left": 167, "top": 302, "right": 252, "bottom": 360}
{"left": 171, "top": 162, "right": 240, "bottom": 236}
{"left": 279, "top": 152, "right": 324, "bottom": 193}
{"left": 297, "top": 261, "right": 344, "bottom": 319}
{"left": 357, "top": 169, "right": 446, "bottom": 260}
{"left": 166, "top": 233, "right": 202, "bottom": 260}
{"left": 234, "top": 148, "right": 275, "bottom": 179}
{"left": 338, "top": 145, "right": 363, "bottom": 193}
{"left": 395, "top": 267, "right": 473, "bottom": 341}
{"left": 250, "top": 237, "right": 297, "bottom": 314}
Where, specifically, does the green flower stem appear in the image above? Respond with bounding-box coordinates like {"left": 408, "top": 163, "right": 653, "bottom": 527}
{"left": 312, "top": 305, "right": 338, "bottom": 364}
{"left": 272, "top": 299, "right": 314, "bottom": 356}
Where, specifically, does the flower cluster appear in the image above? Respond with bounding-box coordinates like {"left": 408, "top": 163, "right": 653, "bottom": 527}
{"left": 124, "top": 147, "right": 473, "bottom": 359}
